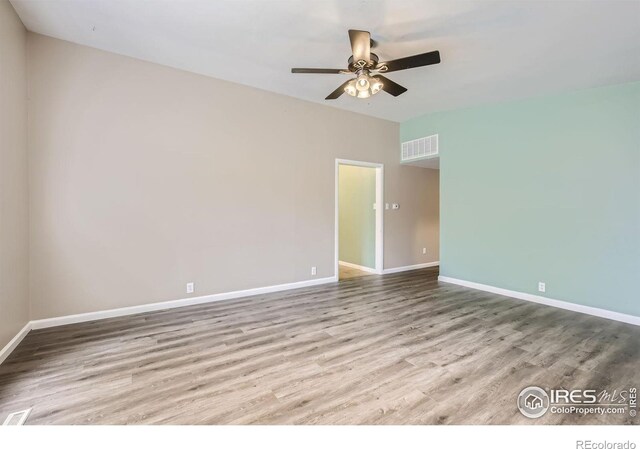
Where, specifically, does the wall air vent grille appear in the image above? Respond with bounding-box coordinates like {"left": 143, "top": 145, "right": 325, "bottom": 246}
{"left": 401, "top": 134, "right": 438, "bottom": 162}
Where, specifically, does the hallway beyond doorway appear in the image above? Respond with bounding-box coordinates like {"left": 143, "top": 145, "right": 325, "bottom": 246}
{"left": 338, "top": 262, "right": 374, "bottom": 280}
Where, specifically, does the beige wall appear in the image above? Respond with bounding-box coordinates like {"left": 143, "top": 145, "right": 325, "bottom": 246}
{"left": 28, "top": 33, "right": 440, "bottom": 320}
{"left": 0, "top": 0, "right": 29, "bottom": 348}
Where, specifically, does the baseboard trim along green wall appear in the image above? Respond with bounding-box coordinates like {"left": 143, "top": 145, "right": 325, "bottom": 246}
{"left": 402, "top": 81, "right": 640, "bottom": 318}
{"left": 439, "top": 276, "right": 640, "bottom": 326}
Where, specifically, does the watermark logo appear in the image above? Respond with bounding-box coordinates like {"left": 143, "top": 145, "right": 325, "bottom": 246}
{"left": 517, "top": 386, "right": 637, "bottom": 419}
{"left": 577, "top": 441, "right": 636, "bottom": 449}
{"left": 517, "top": 386, "right": 550, "bottom": 418}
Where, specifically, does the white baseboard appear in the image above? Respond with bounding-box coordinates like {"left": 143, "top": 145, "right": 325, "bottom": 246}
{"left": 383, "top": 261, "right": 439, "bottom": 274}
{"left": 5, "top": 271, "right": 636, "bottom": 368}
{"left": 438, "top": 276, "right": 640, "bottom": 326}
{"left": 0, "top": 322, "right": 32, "bottom": 365}
{"left": 1, "top": 276, "right": 337, "bottom": 365}
{"left": 29, "top": 275, "right": 337, "bottom": 330}
{"left": 338, "top": 260, "right": 378, "bottom": 274}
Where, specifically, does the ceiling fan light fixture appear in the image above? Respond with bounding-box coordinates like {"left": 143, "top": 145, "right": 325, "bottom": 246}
{"left": 370, "top": 78, "right": 383, "bottom": 95}
{"left": 345, "top": 73, "right": 381, "bottom": 99}
{"left": 344, "top": 80, "right": 357, "bottom": 97}
{"left": 356, "top": 73, "right": 370, "bottom": 92}
{"left": 292, "top": 29, "right": 440, "bottom": 100}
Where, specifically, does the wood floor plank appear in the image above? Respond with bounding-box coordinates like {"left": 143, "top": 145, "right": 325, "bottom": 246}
{"left": 0, "top": 267, "right": 638, "bottom": 424}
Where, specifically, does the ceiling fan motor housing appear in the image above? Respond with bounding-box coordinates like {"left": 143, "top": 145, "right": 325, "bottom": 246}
{"left": 348, "top": 53, "right": 379, "bottom": 72}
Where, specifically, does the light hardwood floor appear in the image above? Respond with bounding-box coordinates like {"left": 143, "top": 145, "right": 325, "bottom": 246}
{"left": 339, "top": 264, "right": 373, "bottom": 280}
{"left": 0, "top": 267, "right": 638, "bottom": 424}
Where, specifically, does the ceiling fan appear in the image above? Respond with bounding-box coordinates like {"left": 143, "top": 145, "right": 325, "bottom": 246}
{"left": 291, "top": 29, "right": 440, "bottom": 100}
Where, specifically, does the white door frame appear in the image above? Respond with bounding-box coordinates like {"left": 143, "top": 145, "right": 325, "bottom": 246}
{"left": 335, "top": 158, "right": 384, "bottom": 278}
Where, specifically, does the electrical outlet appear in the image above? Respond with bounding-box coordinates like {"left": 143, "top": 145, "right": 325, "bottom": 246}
{"left": 392, "top": 203, "right": 400, "bottom": 210}
{"left": 422, "top": 248, "right": 427, "bottom": 255}
{"left": 311, "top": 266, "right": 317, "bottom": 276}
{"left": 385, "top": 203, "right": 389, "bottom": 210}
{"left": 186, "top": 282, "right": 194, "bottom": 294}
{"left": 538, "top": 282, "right": 545, "bottom": 293}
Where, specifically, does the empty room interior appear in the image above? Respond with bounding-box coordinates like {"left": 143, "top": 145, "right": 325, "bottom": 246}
{"left": 1, "top": 0, "right": 639, "bottom": 432}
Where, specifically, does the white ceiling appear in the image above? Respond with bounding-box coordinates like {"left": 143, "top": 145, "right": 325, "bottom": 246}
{"left": 11, "top": 0, "right": 640, "bottom": 122}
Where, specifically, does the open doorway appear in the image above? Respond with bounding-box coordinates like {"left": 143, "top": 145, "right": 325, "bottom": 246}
{"left": 335, "top": 159, "right": 383, "bottom": 280}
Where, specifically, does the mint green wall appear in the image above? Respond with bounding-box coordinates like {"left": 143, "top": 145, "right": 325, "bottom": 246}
{"left": 339, "top": 165, "right": 376, "bottom": 269}
{"left": 401, "top": 81, "right": 640, "bottom": 316}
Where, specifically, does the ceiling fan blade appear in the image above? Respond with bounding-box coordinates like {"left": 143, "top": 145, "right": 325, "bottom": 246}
{"left": 348, "top": 29, "right": 371, "bottom": 63}
{"left": 291, "top": 68, "right": 345, "bottom": 74}
{"left": 379, "top": 50, "right": 440, "bottom": 73}
{"left": 325, "top": 79, "right": 353, "bottom": 100}
{"left": 373, "top": 75, "right": 407, "bottom": 97}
